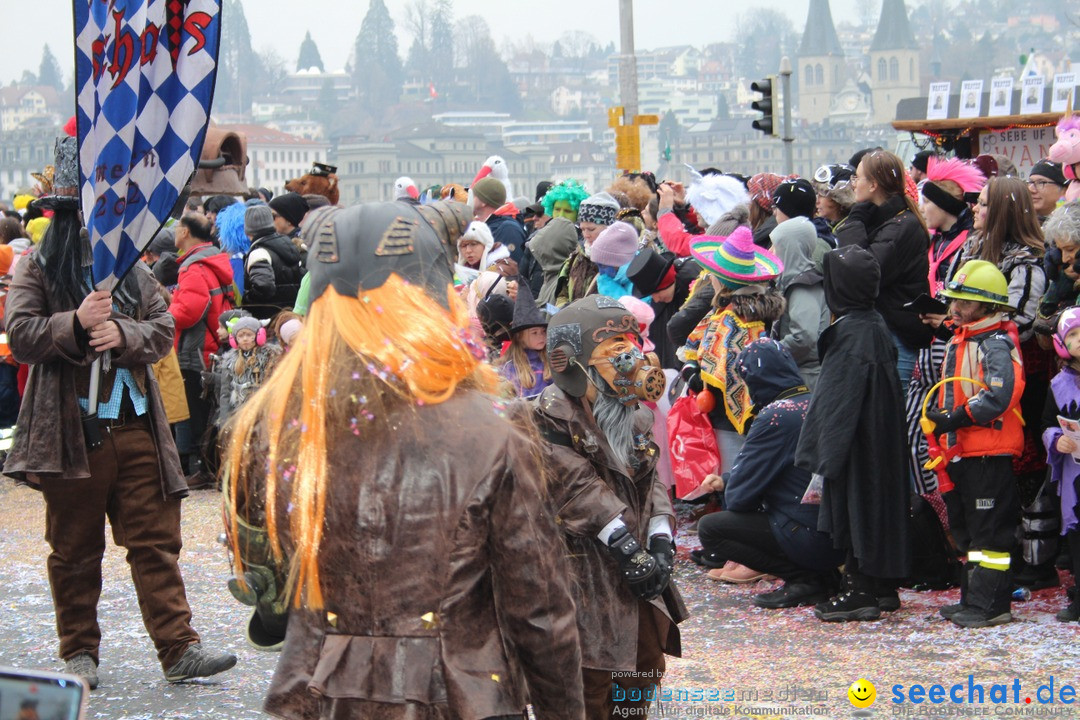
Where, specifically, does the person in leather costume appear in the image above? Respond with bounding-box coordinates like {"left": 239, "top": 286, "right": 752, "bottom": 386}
{"left": 223, "top": 198, "right": 586, "bottom": 720}
{"left": 534, "top": 295, "right": 689, "bottom": 719}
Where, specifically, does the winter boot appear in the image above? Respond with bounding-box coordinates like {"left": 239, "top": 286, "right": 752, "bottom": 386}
{"left": 950, "top": 565, "right": 1012, "bottom": 628}
{"left": 940, "top": 561, "right": 974, "bottom": 620}
{"left": 814, "top": 573, "right": 880, "bottom": 622}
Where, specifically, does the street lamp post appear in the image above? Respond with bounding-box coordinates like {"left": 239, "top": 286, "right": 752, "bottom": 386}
{"left": 619, "top": 0, "right": 639, "bottom": 118}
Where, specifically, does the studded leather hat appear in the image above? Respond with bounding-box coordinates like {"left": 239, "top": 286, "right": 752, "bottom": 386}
{"left": 305, "top": 199, "right": 472, "bottom": 308}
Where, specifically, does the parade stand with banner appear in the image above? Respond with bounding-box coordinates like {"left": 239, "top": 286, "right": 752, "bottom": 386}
{"left": 892, "top": 87, "right": 1068, "bottom": 177}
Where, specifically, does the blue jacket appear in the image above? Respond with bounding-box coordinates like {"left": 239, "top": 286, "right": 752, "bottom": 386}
{"left": 724, "top": 339, "right": 844, "bottom": 572}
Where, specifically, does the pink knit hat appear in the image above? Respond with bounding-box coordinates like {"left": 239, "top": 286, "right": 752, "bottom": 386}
{"left": 589, "top": 221, "right": 639, "bottom": 268}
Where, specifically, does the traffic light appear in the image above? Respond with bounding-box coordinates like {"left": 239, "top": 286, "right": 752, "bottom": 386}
{"left": 751, "top": 76, "right": 777, "bottom": 137}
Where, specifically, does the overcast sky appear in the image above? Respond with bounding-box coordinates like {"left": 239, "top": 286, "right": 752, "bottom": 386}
{"left": 8, "top": 0, "right": 871, "bottom": 85}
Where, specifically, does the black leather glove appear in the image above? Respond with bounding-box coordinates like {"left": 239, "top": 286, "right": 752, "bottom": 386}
{"left": 846, "top": 201, "right": 876, "bottom": 226}
{"left": 926, "top": 408, "right": 974, "bottom": 434}
{"left": 606, "top": 526, "right": 665, "bottom": 600}
{"left": 648, "top": 535, "right": 675, "bottom": 596}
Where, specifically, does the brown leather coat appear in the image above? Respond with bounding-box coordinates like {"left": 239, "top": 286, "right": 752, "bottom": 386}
{"left": 3, "top": 258, "right": 185, "bottom": 497}
{"left": 532, "top": 385, "right": 687, "bottom": 671}
{"left": 258, "top": 393, "right": 585, "bottom": 720}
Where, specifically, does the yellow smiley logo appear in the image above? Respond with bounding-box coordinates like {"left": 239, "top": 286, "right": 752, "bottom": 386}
{"left": 848, "top": 678, "right": 876, "bottom": 708}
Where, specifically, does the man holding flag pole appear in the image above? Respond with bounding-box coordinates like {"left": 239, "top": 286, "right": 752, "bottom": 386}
{"left": 2, "top": 0, "right": 235, "bottom": 690}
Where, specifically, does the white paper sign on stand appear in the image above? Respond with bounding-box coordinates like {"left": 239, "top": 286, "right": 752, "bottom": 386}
{"left": 1052, "top": 73, "right": 1077, "bottom": 113}
{"left": 1021, "top": 76, "right": 1045, "bottom": 114}
{"left": 927, "top": 82, "right": 950, "bottom": 120}
{"left": 989, "top": 77, "right": 1014, "bottom": 117}
{"left": 959, "top": 80, "right": 983, "bottom": 119}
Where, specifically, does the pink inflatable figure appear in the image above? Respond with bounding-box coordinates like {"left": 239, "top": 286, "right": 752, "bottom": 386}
{"left": 1049, "top": 104, "right": 1080, "bottom": 203}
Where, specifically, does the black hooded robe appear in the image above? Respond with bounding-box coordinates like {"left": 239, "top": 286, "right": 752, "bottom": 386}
{"left": 794, "top": 245, "right": 912, "bottom": 579}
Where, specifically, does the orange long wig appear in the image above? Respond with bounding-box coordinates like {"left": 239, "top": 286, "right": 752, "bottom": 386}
{"left": 225, "top": 274, "right": 497, "bottom": 609}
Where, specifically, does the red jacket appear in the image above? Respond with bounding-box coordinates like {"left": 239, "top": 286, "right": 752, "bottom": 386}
{"left": 170, "top": 243, "right": 234, "bottom": 371}
{"left": 657, "top": 210, "right": 697, "bottom": 257}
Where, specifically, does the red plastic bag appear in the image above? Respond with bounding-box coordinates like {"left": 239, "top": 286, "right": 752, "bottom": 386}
{"left": 667, "top": 391, "right": 722, "bottom": 499}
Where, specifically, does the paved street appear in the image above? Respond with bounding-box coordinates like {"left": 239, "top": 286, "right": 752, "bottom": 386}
{"left": 3, "top": 478, "right": 1080, "bottom": 719}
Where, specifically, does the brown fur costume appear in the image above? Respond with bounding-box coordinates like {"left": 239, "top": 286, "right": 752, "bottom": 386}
{"left": 285, "top": 172, "right": 339, "bottom": 206}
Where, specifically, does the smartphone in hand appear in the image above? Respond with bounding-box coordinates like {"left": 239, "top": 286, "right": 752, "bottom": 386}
{"left": 0, "top": 666, "right": 88, "bottom": 720}
{"left": 902, "top": 293, "right": 949, "bottom": 315}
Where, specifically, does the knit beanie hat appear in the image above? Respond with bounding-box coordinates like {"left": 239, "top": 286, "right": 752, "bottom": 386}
{"left": 706, "top": 204, "right": 751, "bottom": 238}
{"left": 269, "top": 192, "right": 310, "bottom": 228}
{"left": 472, "top": 177, "right": 507, "bottom": 209}
{"left": 589, "top": 221, "right": 639, "bottom": 268}
{"left": 1030, "top": 159, "right": 1067, "bottom": 186}
{"left": 147, "top": 226, "right": 177, "bottom": 255}
{"left": 771, "top": 178, "right": 816, "bottom": 219}
{"left": 911, "top": 150, "right": 935, "bottom": 174}
{"left": 747, "top": 173, "right": 787, "bottom": 212}
{"left": 279, "top": 318, "right": 303, "bottom": 345}
{"left": 231, "top": 316, "right": 262, "bottom": 336}
{"left": 577, "top": 192, "right": 620, "bottom": 226}
{"left": 244, "top": 204, "right": 274, "bottom": 237}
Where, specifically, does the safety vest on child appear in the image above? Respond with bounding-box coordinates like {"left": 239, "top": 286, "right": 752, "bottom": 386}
{"left": 938, "top": 313, "right": 1025, "bottom": 458}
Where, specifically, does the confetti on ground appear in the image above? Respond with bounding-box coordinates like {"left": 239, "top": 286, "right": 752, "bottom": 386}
{"left": 1, "top": 480, "right": 1078, "bottom": 718}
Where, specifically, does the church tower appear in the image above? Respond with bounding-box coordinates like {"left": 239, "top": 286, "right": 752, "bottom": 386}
{"left": 868, "top": 0, "right": 920, "bottom": 124}
{"left": 797, "top": 0, "right": 847, "bottom": 124}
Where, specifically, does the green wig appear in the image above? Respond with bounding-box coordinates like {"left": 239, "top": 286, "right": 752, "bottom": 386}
{"left": 541, "top": 179, "right": 590, "bottom": 217}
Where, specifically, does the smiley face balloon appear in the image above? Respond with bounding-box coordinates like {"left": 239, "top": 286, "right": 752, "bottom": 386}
{"left": 848, "top": 678, "right": 876, "bottom": 708}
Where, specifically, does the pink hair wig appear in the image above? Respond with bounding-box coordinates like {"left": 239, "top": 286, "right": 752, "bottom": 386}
{"left": 926, "top": 157, "right": 987, "bottom": 193}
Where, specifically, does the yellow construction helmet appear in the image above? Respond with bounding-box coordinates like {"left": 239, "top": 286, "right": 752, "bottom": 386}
{"left": 940, "top": 260, "right": 1015, "bottom": 311}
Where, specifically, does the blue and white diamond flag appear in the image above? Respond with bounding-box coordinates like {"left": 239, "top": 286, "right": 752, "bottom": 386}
{"left": 74, "top": 0, "right": 221, "bottom": 291}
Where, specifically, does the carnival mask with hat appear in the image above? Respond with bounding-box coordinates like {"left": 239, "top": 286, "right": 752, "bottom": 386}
{"left": 689, "top": 226, "right": 783, "bottom": 289}
{"left": 547, "top": 295, "right": 665, "bottom": 405}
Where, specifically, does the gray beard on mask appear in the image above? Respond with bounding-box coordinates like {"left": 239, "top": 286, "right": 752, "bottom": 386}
{"left": 588, "top": 367, "right": 637, "bottom": 469}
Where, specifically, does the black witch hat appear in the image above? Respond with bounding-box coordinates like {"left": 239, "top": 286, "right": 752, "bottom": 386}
{"left": 509, "top": 276, "right": 547, "bottom": 333}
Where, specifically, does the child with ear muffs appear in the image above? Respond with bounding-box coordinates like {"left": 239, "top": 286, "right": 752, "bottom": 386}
{"left": 217, "top": 315, "right": 280, "bottom": 427}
